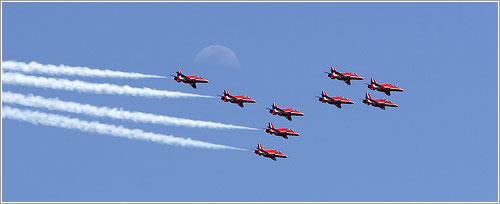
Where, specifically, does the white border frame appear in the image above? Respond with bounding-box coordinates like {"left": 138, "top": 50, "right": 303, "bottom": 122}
{"left": 0, "top": 1, "right": 498, "bottom": 203}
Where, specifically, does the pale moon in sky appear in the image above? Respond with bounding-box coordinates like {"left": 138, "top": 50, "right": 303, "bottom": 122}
{"left": 195, "top": 45, "right": 240, "bottom": 70}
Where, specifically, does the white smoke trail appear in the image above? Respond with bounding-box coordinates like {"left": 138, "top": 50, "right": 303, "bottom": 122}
{"left": 2, "top": 91, "right": 258, "bottom": 130}
{"left": 2, "top": 72, "right": 213, "bottom": 99}
{"left": 1, "top": 106, "right": 244, "bottom": 150}
{"left": 2, "top": 60, "right": 166, "bottom": 79}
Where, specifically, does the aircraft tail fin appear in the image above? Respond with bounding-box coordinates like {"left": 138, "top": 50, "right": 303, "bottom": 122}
{"left": 371, "top": 77, "right": 377, "bottom": 84}
{"left": 272, "top": 102, "right": 278, "bottom": 109}
{"left": 258, "top": 144, "right": 263, "bottom": 150}
{"left": 366, "top": 92, "right": 372, "bottom": 100}
{"left": 331, "top": 66, "right": 336, "bottom": 73}
{"left": 268, "top": 122, "right": 274, "bottom": 129}
{"left": 224, "top": 90, "right": 230, "bottom": 96}
{"left": 177, "top": 70, "right": 182, "bottom": 75}
{"left": 321, "top": 90, "right": 327, "bottom": 97}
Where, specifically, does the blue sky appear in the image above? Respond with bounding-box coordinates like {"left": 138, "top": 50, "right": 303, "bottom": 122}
{"left": 1, "top": 2, "right": 498, "bottom": 202}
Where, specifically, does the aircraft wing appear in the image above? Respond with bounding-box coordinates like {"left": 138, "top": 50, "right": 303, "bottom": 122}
{"left": 326, "top": 96, "right": 339, "bottom": 102}
{"left": 260, "top": 150, "right": 271, "bottom": 157}
{"left": 371, "top": 100, "right": 385, "bottom": 107}
{"left": 184, "top": 77, "right": 197, "bottom": 84}
{"left": 334, "top": 71, "right": 346, "bottom": 78}
{"left": 233, "top": 98, "right": 246, "bottom": 103}
{"left": 379, "top": 85, "right": 391, "bottom": 91}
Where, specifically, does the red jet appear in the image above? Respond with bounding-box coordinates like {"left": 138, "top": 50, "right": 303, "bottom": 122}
{"left": 265, "top": 122, "right": 300, "bottom": 139}
{"left": 363, "top": 93, "right": 399, "bottom": 110}
{"left": 267, "top": 103, "right": 304, "bottom": 121}
{"left": 316, "top": 90, "right": 354, "bottom": 109}
{"left": 325, "top": 66, "right": 364, "bottom": 85}
{"left": 172, "top": 70, "right": 209, "bottom": 89}
{"left": 219, "top": 90, "right": 256, "bottom": 108}
{"left": 367, "top": 78, "right": 404, "bottom": 96}
{"left": 254, "top": 144, "right": 288, "bottom": 161}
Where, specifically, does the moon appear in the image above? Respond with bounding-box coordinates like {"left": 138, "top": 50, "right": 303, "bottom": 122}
{"left": 195, "top": 45, "right": 241, "bottom": 70}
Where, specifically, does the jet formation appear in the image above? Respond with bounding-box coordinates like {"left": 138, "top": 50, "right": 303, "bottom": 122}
{"left": 172, "top": 66, "right": 404, "bottom": 161}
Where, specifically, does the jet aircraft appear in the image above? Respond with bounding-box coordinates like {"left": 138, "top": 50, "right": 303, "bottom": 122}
{"left": 219, "top": 90, "right": 256, "bottom": 108}
{"left": 254, "top": 144, "right": 288, "bottom": 161}
{"left": 367, "top": 78, "right": 404, "bottom": 96}
{"left": 171, "top": 70, "right": 209, "bottom": 89}
{"left": 325, "top": 66, "right": 364, "bottom": 85}
{"left": 265, "top": 122, "right": 300, "bottom": 139}
{"left": 363, "top": 93, "right": 399, "bottom": 110}
{"left": 316, "top": 90, "right": 354, "bottom": 109}
{"left": 267, "top": 103, "right": 304, "bottom": 121}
